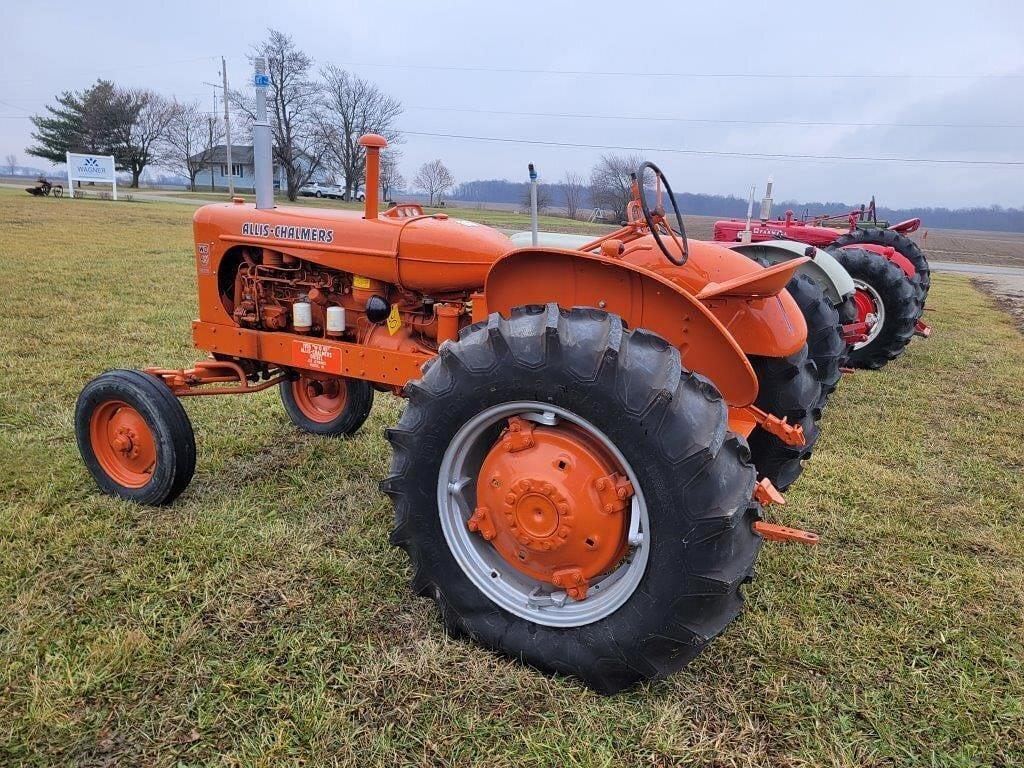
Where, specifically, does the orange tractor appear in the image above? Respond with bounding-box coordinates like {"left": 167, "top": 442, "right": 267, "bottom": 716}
{"left": 76, "top": 135, "right": 822, "bottom": 693}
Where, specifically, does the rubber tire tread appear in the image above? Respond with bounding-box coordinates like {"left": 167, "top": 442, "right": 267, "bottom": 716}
{"left": 746, "top": 345, "right": 821, "bottom": 491}
{"left": 832, "top": 227, "right": 930, "bottom": 303}
{"left": 75, "top": 369, "right": 196, "bottom": 506}
{"left": 785, "top": 273, "right": 846, "bottom": 411}
{"left": 382, "top": 304, "right": 761, "bottom": 694}
{"left": 833, "top": 248, "right": 918, "bottom": 369}
{"left": 280, "top": 377, "right": 374, "bottom": 436}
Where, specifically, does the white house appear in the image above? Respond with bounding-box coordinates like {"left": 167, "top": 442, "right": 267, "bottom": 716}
{"left": 189, "top": 145, "right": 324, "bottom": 192}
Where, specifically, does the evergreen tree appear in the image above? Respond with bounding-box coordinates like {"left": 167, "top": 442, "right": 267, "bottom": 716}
{"left": 27, "top": 80, "right": 120, "bottom": 163}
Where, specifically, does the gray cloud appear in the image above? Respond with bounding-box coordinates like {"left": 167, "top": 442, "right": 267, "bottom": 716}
{"left": 3, "top": 0, "right": 1022, "bottom": 208}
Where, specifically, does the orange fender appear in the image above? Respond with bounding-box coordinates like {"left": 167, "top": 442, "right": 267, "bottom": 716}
{"left": 484, "top": 248, "right": 759, "bottom": 407}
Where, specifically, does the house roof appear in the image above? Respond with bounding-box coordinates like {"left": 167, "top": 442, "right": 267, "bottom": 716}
{"left": 188, "top": 144, "right": 257, "bottom": 165}
{"left": 187, "top": 144, "right": 316, "bottom": 166}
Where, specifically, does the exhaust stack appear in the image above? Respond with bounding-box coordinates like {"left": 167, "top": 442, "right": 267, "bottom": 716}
{"left": 253, "top": 57, "right": 274, "bottom": 210}
{"left": 359, "top": 134, "right": 387, "bottom": 219}
{"left": 759, "top": 176, "right": 774, "bottom": 221}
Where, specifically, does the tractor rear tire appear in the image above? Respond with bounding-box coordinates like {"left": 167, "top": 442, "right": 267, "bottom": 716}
{"left": 280, "top": 375, "right": 374, "bottom": 436}
{"left": 75, "top": 369, "right": 196, "bottom": 505}
{"left": 746, "top": 345, "right": 821, "bottom": 491}
{"left": 383, "top": 304, "right": 762, "bottom": 694}
{"left": 833, "top": 248, "right": 918, "bottom": 370}
{"left": 832, "top": 227, "right": 931, "bottom": 302}
{"left": 785, "top": 273, "right": 846, "bottom": 411}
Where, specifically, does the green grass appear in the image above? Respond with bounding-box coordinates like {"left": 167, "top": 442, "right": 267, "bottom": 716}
{"left": 1, "top": 189, "right": 1022, "bottom": 766}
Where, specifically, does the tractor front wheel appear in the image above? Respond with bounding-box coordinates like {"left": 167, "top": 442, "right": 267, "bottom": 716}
{"left": 280, "top": 375, "right": 374, "bottom": 436}
{"left": 75, "top": 369, "right": 196, "bottom": 505}
{"left": 833, "top": 248, "right": 918, "bottom": 369}
{"left": 383, "top": 304, "right": 761, "bottom": 693}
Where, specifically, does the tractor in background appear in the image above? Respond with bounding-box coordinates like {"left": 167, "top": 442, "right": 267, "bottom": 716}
{"left": 714, "top": 180, "right": 931, "bottom": 370}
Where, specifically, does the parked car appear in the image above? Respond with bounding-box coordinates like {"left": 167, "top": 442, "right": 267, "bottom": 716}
{"left": 298, "top": 182, "right": 341, "bottom": 199}
{"left": 343, "top": 186, "right": 365, "bottom": 202}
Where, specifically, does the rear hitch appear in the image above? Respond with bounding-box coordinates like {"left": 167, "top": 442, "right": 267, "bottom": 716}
{"left": 752, "top": 478, "right": 821, "bottom": 545}
{"left": 743, "top": 406, "right": 805, "bottom": 447}
{"left": 753, "top": 521, "right": 821, "bottom": 546}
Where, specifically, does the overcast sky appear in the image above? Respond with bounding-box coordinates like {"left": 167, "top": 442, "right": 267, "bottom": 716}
{"left": 3, "top": 1, "right": 1023, "bottom": 208}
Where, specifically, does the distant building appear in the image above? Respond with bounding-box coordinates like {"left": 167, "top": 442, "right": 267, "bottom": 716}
{"left": 188, "top": 145, "right": 325, "bottom": 191}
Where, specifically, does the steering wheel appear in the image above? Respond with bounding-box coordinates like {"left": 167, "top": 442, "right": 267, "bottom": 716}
{"left": 631, "top": 161, "right": 689, "bottom": 266}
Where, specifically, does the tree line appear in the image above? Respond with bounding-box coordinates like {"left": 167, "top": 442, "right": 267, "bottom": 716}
{"left": 455, "top": 159, "right": 1024, "bottom": 232}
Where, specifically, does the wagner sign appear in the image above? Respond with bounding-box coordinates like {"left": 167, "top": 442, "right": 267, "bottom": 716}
{"left": 66, "top": 152, "right": 117, "bottom": 200}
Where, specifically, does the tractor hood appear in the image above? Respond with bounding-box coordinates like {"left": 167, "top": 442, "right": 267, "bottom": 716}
{"left": 194, "top": 202, "right": 513, "bottom": 293}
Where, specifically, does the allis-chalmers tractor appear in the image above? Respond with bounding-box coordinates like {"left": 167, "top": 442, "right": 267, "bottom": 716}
{"left": 714, "top": 185, "right": 931, "bottom": 370}
{"left": 76, "top": 135, "right": 823, "bottom": 693}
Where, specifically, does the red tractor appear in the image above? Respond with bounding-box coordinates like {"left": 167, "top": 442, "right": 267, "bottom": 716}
{"left": 75, "top": 135, "right": 825, "bottom": 693}
{"left": 714, "top": 184, "right": 931, "bottom": 370}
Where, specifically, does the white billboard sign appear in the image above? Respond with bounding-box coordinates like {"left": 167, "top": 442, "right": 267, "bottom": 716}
{"left": 66, "top": 152, "right": 117, "bottom": 200}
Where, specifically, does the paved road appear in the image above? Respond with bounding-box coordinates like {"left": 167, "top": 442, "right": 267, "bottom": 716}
{"left": 930, "top": 261, "right": 1024, "bottom": 277}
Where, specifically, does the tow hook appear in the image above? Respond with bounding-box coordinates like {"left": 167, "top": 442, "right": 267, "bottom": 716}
{"left": 753, "top": 521, "right": 820, "bottom": 545}
{"left": 752, "top": 478, "right": 820, "bottom": 545}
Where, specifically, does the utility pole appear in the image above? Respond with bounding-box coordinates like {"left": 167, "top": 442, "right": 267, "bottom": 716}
{"left": 222, "top": 56, "right": 234, "bottom": 195}
{"left": 207, "top": 114, "right": 215, "bottom": 192}
{"left": 208, "top": 88, "right": 217, "bottom": 192}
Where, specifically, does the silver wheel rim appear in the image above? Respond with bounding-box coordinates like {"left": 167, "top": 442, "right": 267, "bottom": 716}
{"left": 853, "top": 278, "right": 885, "bottom": 350}
{"left": 437, "top": 401, "right": 649, "bottom": 627}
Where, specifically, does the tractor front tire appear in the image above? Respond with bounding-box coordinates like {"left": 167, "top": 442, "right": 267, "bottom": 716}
{"left": 75, "top": 369, "right": 196, "bottom": 505}
{"left": 383, "top": 305, "right": 762, "bottom": 694}
{"left": 746, "top": 345, "right": 821, "bottom": 491}
{"left": 786, "top": 273, "right": 846, "bottom": 412}
{"left": 833, "top": 227, "right": 931, "bottom": 302}
{"left": 833, "top": 248, "right": 918, "bottom": 370}
{"left": 280, "top": 375, "right": 374, "bottom": 436}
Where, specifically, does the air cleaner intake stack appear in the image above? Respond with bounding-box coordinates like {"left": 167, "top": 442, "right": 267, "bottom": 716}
{"left": 253, "top": 57, "right": 274, "bottom": 210}
{"left": 359, "top": 134, "right": 387, "bottom": 219}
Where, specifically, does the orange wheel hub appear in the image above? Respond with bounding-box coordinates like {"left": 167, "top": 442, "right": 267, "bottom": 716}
{"left": 89, "top": 400, "right": 157, "bottom": 488}
{"left": 468, "top": 417, "right": 633, "bottom": 599}
{"left": 292, "top": 377, "right": 347, "bottom": 423}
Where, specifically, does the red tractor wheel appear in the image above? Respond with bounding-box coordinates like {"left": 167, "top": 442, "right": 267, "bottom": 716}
{"left": 833, "top": 249, "right": 918, "bottom": 369}
{"left": 75, "top": 370, "right": 196, "bottom": 505}
{"left": 832, "top": 227, "right": 931, "bottom": 302}
{"left": 384, "top": 305, "right": 761, "bottom": 694}
{"left": 280, "top": 375, "right": 374, "bottom": 436}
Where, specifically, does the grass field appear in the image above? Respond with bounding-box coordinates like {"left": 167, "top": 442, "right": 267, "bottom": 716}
{"left": 1, "top": 190, "right": 1022, "bottom": 767}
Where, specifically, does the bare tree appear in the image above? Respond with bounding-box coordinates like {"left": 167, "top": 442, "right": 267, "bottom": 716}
{"left": 379, "top": 149, "right": 404, "bottom": 202}
{"left": 4, "top": 153, "right": 17, "bottom": 176}
{"left": 110, "top": 89, "right": 176, "bottom": 187}
{"left": 414, "top": 159, "right": 454, "bottom": 207}
{"left": 319, "top": 65, "right": 403, "bottom": 201}
{"left": 233, "top": 29, "right": 327, "bottom": 201}
{"left": 160, "top": 100, "right": 223, "bottom": 191}
{"left": 563, "top": 171, "right": 586, "bottom": 220}
{"left": 589, "top": 153, "right": 644, "bottom": 222}
{"left": 520, "top": 183, "right": 552, "bottom": 214}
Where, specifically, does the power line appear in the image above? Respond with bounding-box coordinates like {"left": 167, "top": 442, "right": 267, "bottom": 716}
{"left": 406, "top": 105, "right": 1024, "bottom": 131}
{"left": 342, "top": 61, "right": 1024, "bottom": 80}
{"left": 401, "top": 130, "right": 1024, "bottom": 167}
